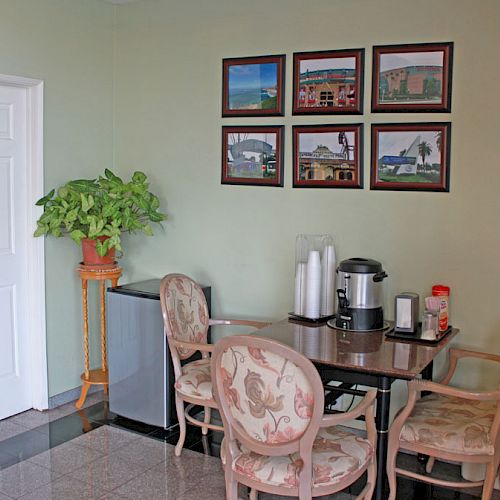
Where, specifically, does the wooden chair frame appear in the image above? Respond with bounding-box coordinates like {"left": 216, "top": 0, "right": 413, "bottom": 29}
{"left": 160, "top": 274, "right": 270, "bottom": 456}
{"left": 212, "top": 334, "right": 378, "bottom": 500}
{"left": 387, "top": 348, "right": 500, "bottom": 500}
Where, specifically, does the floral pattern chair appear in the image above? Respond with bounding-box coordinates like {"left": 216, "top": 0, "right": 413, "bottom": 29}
{"left": 387, "top": 348, "right": 500, "bottom": 500}
{"left": 159, "top": 274, "right": 270, "bottom": 456}
{"left": 211, "top": 335, "right": 378, "bottom": 500}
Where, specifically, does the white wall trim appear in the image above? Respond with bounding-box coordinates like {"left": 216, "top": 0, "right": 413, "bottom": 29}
{"left": 0, "top": 73, "right": 48, "bottom": 410}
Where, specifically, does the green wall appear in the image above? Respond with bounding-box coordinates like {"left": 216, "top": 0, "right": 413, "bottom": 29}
{"left": 0, "top": 0, "right": 114, "bottom": 396}
{"left": 4, "top": 0, "right": 500, "bottom": 401}
{"left": 113, "top": 0, "right": 500, "bottom": 403}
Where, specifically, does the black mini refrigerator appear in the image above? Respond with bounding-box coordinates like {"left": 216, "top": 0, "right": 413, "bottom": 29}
{"left": 106, "top": 279, "right": 211, "bottom": 429}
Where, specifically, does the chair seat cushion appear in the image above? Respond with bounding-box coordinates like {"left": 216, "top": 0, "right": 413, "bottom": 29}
{"left": 175, "top": 359, "right": 213, "bottom": 400}
{"left": 399, "top": 394, "right": 496, "bottom": 456}
{"left": 233, "top": 426, "right": 373, "bottom": 489}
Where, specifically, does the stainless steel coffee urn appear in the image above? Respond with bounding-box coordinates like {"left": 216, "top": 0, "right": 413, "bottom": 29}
{"left": 335, "top": 258, "right": 388, "bottom": 331}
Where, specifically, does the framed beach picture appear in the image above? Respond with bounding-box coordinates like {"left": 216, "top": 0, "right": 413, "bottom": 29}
{"left": 293, "top": 124, "right": 363, "bottom": 188}
{"left": 222, "top": 55, "right": 285, "bottom": 117}
{"left": 221, "top": 126, "right": 284, "bottom": 187}
{"left": 293, "top": 49, "right": 364, "bottom": 115}
{"left": 372, "top": 42, "right": 453, "bottom": 112}
{"left": 371, "top": 123, "right": 451, "bottom": 192}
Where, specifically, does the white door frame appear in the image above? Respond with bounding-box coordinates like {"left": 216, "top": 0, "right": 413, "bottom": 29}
{"left": 0, "top": 73, "right": 47, "bottom": 410}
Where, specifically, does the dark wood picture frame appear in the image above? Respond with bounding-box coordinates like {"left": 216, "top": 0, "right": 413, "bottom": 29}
{"left": 222, "top": 55, "right": 285, "bottom": 117}
{"left": 372, "top": 42, "right": 453, "bottom": 113}
{"left": 293, "top": 124, "right": 363, "bottom": 188}
{"left": 292, "top": 49, "right": 364, "bottom": 115}
{"left": 371, "top": 122, "right": 451, "bottom": 192}
{"left": 222, "top": 125, "right": 284, "bottom": 187}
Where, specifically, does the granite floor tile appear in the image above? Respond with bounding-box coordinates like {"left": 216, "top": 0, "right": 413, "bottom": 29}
{"left": 99, "top": 493, "right": 127, "bottom": 500}
{"left": 0, "top": 430, "right": 51, "bottom": 462}
{"left": 114, "top": 437, "right": 175, "bottom": 469}
{"left": 67, "top": 454, "right": 150, "bottom": 492}
{"left": 183, "top": 471, "right": 226, "bottom": 499}
{"left": 0, "top": 421, "right": 30, "bottom": 442}
{"left": 0, "top": 449, "right": 18, "bottom": 471}
{"left": 113, "top": 461, "right": 197, "bottom": 499}
{"left": 0, "top": 493, "right": 10, "bottom": 500}
{"left": 17, "top": 474, "right": 107, "bottom": 500}
{"left": 69, "top": 426, "right": 141, "bottom": 454}
{"left": 27, "top": 441, "right": 105, "bottom": 476}
{"left": 114, "top": 450, "right": 223, "bottom": 499}
{"left": 6, "top": 410, "right": 53, "bottom": 430}
{"left": 0, "top": 460, "right": 62, "bottom": 498}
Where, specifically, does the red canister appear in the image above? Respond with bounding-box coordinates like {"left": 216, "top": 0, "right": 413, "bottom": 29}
{"left": 432, "top": 285, "right": 450, "bottom": 332}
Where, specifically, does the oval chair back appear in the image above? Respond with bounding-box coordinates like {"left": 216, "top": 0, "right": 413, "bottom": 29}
{"left": 212, "top": 335, "right": 325, "bottom": 497}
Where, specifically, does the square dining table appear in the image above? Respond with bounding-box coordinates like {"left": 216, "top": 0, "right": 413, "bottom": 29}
{"left": 253, "top": 318, "right": 459, "bottom": 500}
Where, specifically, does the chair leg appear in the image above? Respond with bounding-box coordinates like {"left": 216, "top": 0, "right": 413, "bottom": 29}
{"left": 224, "top": 471, "right": 238, "bottom": 500}
{"left": 202, "top": 406, "right": 211, "bottom": 435}
{"left": 249, "top": 488, "right": 258, "bottom": 500}
{"left": 365, "top": 456, "right": 377, "bottom": 499}
{"left": 386, "top": 442, "right": 398, "bottom": 500}
{"left": 425, "top": 456, "right": 436, "bottom": 474}
{"left": 174, "top": 393, "right": 186, "bottom": 457}
{"left": 482, "top": 461, "right": 498, "bottom": 500}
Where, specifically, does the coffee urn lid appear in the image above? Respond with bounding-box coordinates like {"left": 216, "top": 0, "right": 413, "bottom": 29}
{"left": 338, "top": 257, "right": 383, "bottom": 274}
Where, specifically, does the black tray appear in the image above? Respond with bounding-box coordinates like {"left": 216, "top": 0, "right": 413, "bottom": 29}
{"left": 288, "top": 312, "right": 336, "bottom": 324}
{"left": 385, "top": 324, "right": 453, "bottom": 344}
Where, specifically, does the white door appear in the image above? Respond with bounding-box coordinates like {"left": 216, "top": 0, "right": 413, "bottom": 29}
{"left": 0, "top": 84, "right": 32, "bottom": 419}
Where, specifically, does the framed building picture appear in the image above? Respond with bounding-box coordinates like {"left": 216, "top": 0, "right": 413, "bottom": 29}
{"left": 372, "top": 42, "right": 453, "bottom": 112}
{"left": 292, "top": 49, "right": 364, "bottom": 115}
{"left": 293, "top": 124, "right": 363, "bottom": 188}
{"left": 222, "top": 55, "right": 285, "bottom": 117}
{"left": 221, "top": 125, "right": 284, "bottom": 187}
{"left": 371, "top": 122, "right": 451, "bottom": 192}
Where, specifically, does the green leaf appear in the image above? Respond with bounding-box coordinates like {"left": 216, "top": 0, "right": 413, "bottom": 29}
{"left": 34, "top": 225, "right": 49, "bottom": 237}
{"left": 132, "top": 171, "right": 147, "bottom": 184}
{"left": 104, "top": 169, "right": 122, "bottom": 182}
{"left": 150, "top": 195, "right": 160, "bottom": 211}
{"left": 148, "top": 211, "right": 166, "bottom": 222}
{"left": 70, "top": 229, "right": 86, "bottom": 244}
{"left": 35, "top": 189, "right": 55, "bottom": 206}
{"left": 142, "top": 224, "right": 154, "bottom": 236}
{"left": 80, "top": 193, "right": 90, "bottom": 212}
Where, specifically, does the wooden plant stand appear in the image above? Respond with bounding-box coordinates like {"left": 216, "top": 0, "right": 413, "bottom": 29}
{"left": 75, "top": 263, "right": 122, "bottom": 409}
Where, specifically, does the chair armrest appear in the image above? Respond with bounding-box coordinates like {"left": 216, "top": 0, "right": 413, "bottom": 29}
{"left": 320, "top": 390, "right": 377, "bottom": 427}
{"left": 440, "top": 348, "right": 500, "bottom": 385}
{"left": 208, "top": 319, "right": 271, "bottom": 330}
{"left": 172, "top": 339, "right": 214, "bottom": 353}
{"left": 410, "top": 378, "right": 500, "bottom": 401}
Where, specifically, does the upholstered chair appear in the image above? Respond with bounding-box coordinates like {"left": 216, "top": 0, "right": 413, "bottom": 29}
{"left": 160, "top": 273, "right": 270, "bottom": 456}
{"left": 211, "top": 334, "right": 378, "bottom": 500}
{"left": 387, "top": 348, "right": 500, "bottom": 500}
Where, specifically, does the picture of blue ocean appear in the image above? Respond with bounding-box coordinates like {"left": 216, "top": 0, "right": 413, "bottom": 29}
{"left": 228, "top": 62, "right": 278, "bottom": 110}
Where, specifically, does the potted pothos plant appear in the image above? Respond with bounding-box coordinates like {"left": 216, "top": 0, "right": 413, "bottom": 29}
{"left": 34, "top": 169, "right": 167, "bottom": 265}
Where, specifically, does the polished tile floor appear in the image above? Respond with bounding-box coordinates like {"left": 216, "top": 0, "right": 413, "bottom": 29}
{"left": 0, "top": 393, "right": 498, "bottom": 499}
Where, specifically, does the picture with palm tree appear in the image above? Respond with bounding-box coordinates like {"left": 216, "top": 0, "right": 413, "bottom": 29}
{"left": 371, "top": 123, "right": 451, "bottom": 192}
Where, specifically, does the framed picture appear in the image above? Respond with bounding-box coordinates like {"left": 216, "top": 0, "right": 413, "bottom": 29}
{"left": 371, "top": 122, "right": 451, "bottom": 192}
{"left": 372, "top": 42, "right": 453, "bottom": 112}
{"left": 222, "top": 55, "right": 285, "bottom": 117}
{"left": 222, "top": 126, "right": 284, "bottom": 187}
{"left": 292, "top": 49, "right": 364, "bottom": 115}
{"left": 293, "top": 124, "right": 363, "bottom": 188}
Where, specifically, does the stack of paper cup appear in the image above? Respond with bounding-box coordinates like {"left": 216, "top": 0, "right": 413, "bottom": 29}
{"left": 320, "top": 245, "right": 336, "bottom": 316}
{"left": 294, "top": 262, "right": 307, "bottom": 315}
{"left": 305, "top": 250, "right": 321, "bottom": 319}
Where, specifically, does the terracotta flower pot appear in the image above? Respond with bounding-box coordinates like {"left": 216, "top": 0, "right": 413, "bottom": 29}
{"left": 81, "top": 237, "right": 116, "bottom": 266}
